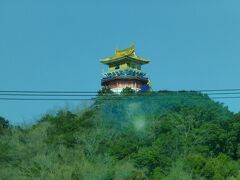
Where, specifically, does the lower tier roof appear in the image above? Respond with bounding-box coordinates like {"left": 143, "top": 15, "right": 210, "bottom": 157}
{"left": 101, "top": 76, "right": 149, "bottom": 84}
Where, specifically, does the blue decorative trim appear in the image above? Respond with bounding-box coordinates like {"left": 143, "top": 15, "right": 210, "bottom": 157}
{"left": 102, "top": 68, "right": 148, "bottom": 82}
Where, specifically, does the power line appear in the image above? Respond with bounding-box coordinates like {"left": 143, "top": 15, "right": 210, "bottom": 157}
{"left": 0, "top": 91, "right": 98, "bottom": 94}
{"left": 0, "top": 98, "right": 96, "bottom": 101}
{"left": 211, "top": 96, "right": 240, "bottom": 99}
{"left": 1, "top": 88, "right": 240, "bottom": 101}
{"left": 199, "top": 88, "right": 240, "bottom": 92}
{"left": 0, "top": 96, "right": 240, "bottom": 101}
{"left": 1, "top": 88, "right": 240, "bottom": 94}
{"left": 0, "top": 93, "right": 97, "bottom": 97}
{"left": 206, "top": 92, "right": 240, "bottom": 95}
{"left": 1, "top": 92, "right": 240, "bottom": 97}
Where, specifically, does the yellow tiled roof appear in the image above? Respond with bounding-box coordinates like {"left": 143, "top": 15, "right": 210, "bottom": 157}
{"left": 100, "top": 45, "right": 150, "bottom": 64}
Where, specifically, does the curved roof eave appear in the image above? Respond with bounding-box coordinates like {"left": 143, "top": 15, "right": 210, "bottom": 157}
{"left": 100, "top": 56, "right": 150, "bottom": 65}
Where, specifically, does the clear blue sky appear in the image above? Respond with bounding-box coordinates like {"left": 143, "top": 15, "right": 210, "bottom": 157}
{"left": 1, "top": 0, "right": 240, "bottom": 124}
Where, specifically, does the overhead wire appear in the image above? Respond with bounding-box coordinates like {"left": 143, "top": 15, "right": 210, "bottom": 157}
{"left": 1, "top": 88, "right": 240, "bottom": 93}
{"left": 1, "top": 88, "right": 240, "bottom": 101}
{"left": 0, "top": 88, "right": 236, "bottom": 92}
{"left": 0, "top": 91, "right": 97, "bottom": 94}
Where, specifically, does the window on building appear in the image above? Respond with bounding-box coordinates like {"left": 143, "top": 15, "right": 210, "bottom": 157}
{"left": 115, "top": 65, "right": 120, "bottom": 69}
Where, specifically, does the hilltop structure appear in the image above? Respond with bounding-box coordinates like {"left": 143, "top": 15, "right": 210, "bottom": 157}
{"left": 100, "top": 45, "right": 151, "bottom": 93}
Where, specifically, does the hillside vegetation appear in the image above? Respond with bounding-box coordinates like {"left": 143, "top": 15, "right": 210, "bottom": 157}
{"left": 1, "top": 91, "right": 240, "bottom": 179}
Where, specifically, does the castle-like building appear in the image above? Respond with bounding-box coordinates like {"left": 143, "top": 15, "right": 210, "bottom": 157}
{"left": 100, "top": 45, "right": 151, "bottom": 93}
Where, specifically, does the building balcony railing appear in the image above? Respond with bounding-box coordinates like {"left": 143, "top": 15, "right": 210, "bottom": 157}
{"left": 102, "top": 68, "right": 147, "bottom": 79}
{"left": 101, "top": 68, "right": 149, "bottom": 82}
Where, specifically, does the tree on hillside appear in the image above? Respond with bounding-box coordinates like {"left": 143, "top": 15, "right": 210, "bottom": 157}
{"left": 121, "top": 87, "right": 136, "bottom": 95}
{"left": 0, "top": 116, "right": 9, "bottom": 134}
{"left": 98, "top": 86, "right": 113, "bottom": 96}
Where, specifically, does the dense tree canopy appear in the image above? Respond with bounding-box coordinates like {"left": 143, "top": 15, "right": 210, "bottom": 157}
{"left": 1, "top": 91, "right": 240, "bottom": 179}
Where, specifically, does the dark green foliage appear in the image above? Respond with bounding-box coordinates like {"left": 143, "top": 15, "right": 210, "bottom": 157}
{"left": 46, "top": 110, "right": 96, "bottom": 147}
{"left": 98, "top": 86, "right": 113, "bottom": 95}
{"left": 2, "top": 91, "right": 240, "bottom": 179}
{"left": 184, "top": 154, "right": 239, "bottom": 179}
{"left": 121, "top": 87, "right": 136, "bottom": 95}
{"left": 0, "top": 116, "right": 9, "bottom": 134}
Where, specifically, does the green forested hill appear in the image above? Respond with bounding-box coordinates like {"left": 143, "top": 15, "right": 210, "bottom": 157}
{"left": 1, "top": 91, "right": 240, "bottom": 179}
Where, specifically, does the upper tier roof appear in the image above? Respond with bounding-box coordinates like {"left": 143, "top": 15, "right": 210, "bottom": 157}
{"left": 100, "top": 45, "right": 150, "bottom": 65}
